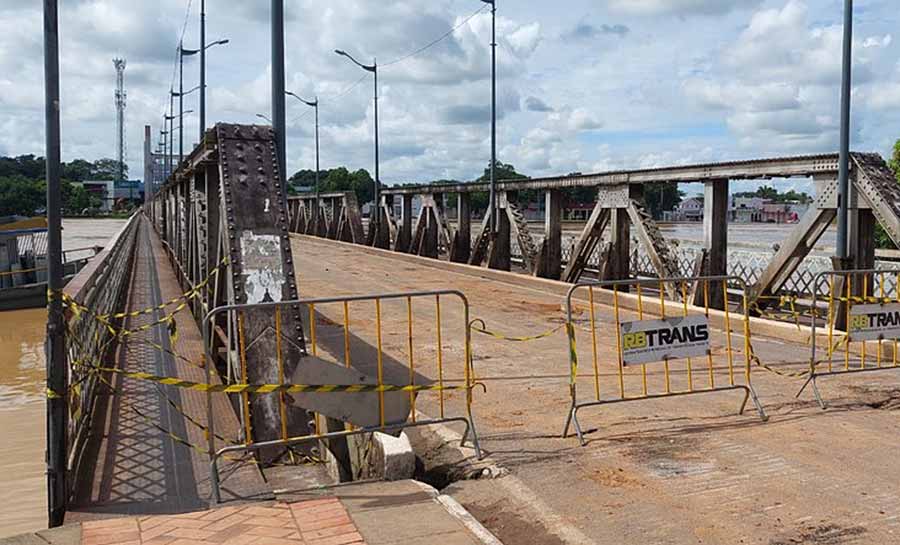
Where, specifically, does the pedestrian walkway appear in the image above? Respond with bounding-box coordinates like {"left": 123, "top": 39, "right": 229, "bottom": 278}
{"left": 2, "top": 481, "right": 499, "bottom": 545}
{"left": 70, "top": 218, "right": 268, "bottom": 517}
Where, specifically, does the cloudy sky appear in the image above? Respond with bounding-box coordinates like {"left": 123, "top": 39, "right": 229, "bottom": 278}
{"left": 2, "top": 0, "right": 900, "bottom": 193}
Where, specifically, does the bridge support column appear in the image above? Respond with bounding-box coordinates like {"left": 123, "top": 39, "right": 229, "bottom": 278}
{"left": 700, "top": 179, "right": 728, "bottom": 309}
{"left": 422, "top": 196, "right": 439, "bottom": 259}
{"left": 603, "top": 207, "right": 631, "bottom": 283}
{"left": 451, "top": 193, "right": 471, "bottom": 263}
{"left": 373, "top": 196, "right": 393, "bottom": 250}
{"left": 396, "top": 195, "right": 413, "bottom": 252}
{"left": 488, "top": 191, "right": 511, "bottom": 271}
{"left": 328, "top": 198, "right": 341, "bottom": 240}
{"left": 537, "top": 189, "right": 562, "bottom": 279}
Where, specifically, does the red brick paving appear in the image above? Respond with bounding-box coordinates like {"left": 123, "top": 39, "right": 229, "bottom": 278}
{"left": 81, "top": 497, "right": 366, "bottom": 545}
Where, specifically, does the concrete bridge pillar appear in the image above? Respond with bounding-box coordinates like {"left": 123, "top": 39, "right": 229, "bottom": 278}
{"left": 488, "top": 191, "right": 512, "bottom": 271}
{"left": 537, "top": 189, "right": 562, "bottom": 279}
{"left": 699, "top": 179, "right": 729, "bottom": 309}
{"left": 422, "top": 196, "right": 439, "bottom": 259}
{"left": 395, "top": 195, "right": 413, "bottom": 252}
{"left": 603, "top": 207, "right": 631, "bottom": 283}
{"left": 451, "top": 193, "right": 471, "bottom": 263}
{"left": 374, "top": 195, "right": 393, "bottom": 250}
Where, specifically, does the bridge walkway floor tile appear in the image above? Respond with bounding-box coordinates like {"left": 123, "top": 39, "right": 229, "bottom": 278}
{"left": 69, "top": 217, "right": 269, "bottom": 520}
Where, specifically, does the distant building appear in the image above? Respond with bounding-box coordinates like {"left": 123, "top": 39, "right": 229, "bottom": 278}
{"left": 663, "top": 197, "right": 704, "bottom": 222}
{"left": 564, "top": 202, "right": 594, "bottom": 221}
{"left": 730, "top": 196, "right": 764, "bottom": 223}
{"left": 74, "top": 180, "right": 144, "bottom": 211}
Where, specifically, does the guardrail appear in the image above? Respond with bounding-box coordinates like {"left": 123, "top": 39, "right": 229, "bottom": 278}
{"left": 59, "top": 213, "right": 140, "bottom": 502}
{"left": 803, "top": 269, "right": 900, "bottom": 407}
{"left": 202, "top": 289, "right": 482, "bottom": 503}
{"left": 562, "top": 275, "right": 768, "bottom": 445}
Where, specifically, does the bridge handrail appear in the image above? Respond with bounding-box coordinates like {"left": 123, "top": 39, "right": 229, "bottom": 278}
{"left": 62, "top": 213, "right": 141, "bottom": 494}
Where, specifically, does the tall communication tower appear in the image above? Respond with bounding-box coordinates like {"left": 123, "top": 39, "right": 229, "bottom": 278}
{"left": 113, "top": 58, "right": 128, "bottom": 200}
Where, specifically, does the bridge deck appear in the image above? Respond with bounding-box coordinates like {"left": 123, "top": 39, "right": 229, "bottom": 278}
{"left": 292, "top": 234, "right": 900, "bottom": 545}
{"left": 70, "top": 218, "right": 268, "bottom": 519}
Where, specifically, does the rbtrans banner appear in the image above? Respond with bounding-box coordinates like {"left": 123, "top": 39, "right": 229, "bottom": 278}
{"left": 620, "top": 315, "right": 710, "bottom": 366}
{"left": 848, "top": 303, "right": 900, "bottom": 342}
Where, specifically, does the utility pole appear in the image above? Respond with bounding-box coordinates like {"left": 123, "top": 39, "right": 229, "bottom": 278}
{"left": 374, "top": 58, "right": 380, "bottom": 228}
{"left": 168, "top": 92, "right": 174, "bottom": 177}
{"left": 43, "top": 0, "right": 67, "bottom": 528}
{"left": 286, "top": 92, "right": 320, "bottom": 197}
{"left": 334, "top": 50, "right": 379, "bottom": 234}
{"left": 272, "top": 0, "right": 287, "bottom": 180}
{"left": 178, "top": 43, "right": 185, "bottom": 165}
{"left": 200, "top": 0, "right": 206, "bottom": 142}
{"left": 481, "top": 0, "right": 497, "bottom": 235}
{"left": 113, "top": 58, "right": 128, "bottom": 200}
{"left": 835, "top": 0, "right": 853, "bottom": 265}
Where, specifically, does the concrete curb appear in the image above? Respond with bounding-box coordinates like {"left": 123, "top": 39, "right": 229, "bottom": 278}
{"left": 409, "top": 480, "right": 504, "bottom": 545}
{"left": 435, "top": 493, "right": 505, "bottom": 545}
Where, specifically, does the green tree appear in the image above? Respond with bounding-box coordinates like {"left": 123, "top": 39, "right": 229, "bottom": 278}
{"left": 890, "top": 140, "right": 900, "bottom": 182}
{"left": 876, "top": 139, "right": 900, "bottom": 248}
{"left": 471, "top": 161, "right": 529, "bottom": 212}
{"left": 62, "top": 159, "right": 94, "bottom": 182}
{"left": 0, "top": 175, "right": 44, "bottom": 216}
{"left": 90, "top": 158, "right": 127, "bottom": 180}
{"left": 643, "top": 183, "right": 684, "bottom": 219}
{"left": 0, "top": 155, "right": 44, "bottom": 179}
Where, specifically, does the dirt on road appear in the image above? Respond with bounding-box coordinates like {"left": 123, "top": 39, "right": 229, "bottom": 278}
{"left": 292, "top": 235, "right": 900, "bottom": 545}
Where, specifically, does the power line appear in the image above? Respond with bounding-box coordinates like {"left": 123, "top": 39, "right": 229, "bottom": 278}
{"left": 163, "top": 0, "right": 195, "bottom": 119}
{"left": 289, "top": 74, "right": 368, "bottom": 124}
{"left": 381, "top": 4, "right": 488, "bottom": 67}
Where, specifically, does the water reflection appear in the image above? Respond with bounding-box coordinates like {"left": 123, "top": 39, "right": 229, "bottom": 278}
{"left": 0, "top": 308, "right": 46, "bottom": 409}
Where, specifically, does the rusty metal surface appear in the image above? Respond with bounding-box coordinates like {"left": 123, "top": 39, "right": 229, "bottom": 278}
{"left": 214, "top": 123, "right": 309, "bottom": 453}
{"left": 381, "top": 153, "right": 841, "bottom": 195}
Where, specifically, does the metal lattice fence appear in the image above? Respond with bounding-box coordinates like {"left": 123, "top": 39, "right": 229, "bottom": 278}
{"left": 509, "top": 233, "right": 900, "bottom": 299}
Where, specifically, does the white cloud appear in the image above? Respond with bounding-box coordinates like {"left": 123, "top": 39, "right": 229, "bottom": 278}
{"left": 2, "top": 0, "right": 900, "bottom": 187}
{"left": 607, "top": 0, "right": 761, "bottom": 17}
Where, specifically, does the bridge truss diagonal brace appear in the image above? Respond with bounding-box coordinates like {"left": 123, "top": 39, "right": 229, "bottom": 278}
{"left": 752, "top": 178, "right": 839, "bottom": 303}
{"left": 430, "top": 194, "right": 455, "bottom": 254}
{"left": 562, "top": 199, "right": 611, "bottom": 284}
{"left": 503, "top": 193, "right": 540, "bottom": 275}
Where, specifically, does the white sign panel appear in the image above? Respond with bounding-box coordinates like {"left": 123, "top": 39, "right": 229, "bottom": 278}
{"left": 620, "top": 315, "right": 710, "bottom": 366}
{"left": 848, "top": 303, "right": 900, "bottom": 342}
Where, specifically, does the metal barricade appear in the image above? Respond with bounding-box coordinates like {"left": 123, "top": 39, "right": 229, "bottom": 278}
{"left": 563, "top": 276, "right": 768, "bottom": 445}
{"left": 202, "top": 290, "right": 481, "bottom": 503}
{"left": 802, "top": 269, "right": 900, "bottom": 408}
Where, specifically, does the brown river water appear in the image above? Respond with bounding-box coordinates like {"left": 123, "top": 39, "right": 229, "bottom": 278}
{"left": 0, "top": 218, "right": 125, "bottom": 537}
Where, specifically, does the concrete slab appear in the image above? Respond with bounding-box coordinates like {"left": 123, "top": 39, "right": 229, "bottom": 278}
{"left": 292, "top": 234, "right": 900, "bottom": 545}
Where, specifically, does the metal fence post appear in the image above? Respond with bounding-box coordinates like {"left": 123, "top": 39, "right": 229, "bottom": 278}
{"left": 43, "top": 0, "right": 68, "bottom": 528}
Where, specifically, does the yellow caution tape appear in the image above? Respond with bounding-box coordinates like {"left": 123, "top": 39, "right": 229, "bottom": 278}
{"left": 470, "top": 319, "right": 566, "bottom": 342}
{"left": 71, "top": 362, "right": 467, "bottom": 394}
{"left": 58, "top": 256, "right": 228, "bottom": 322}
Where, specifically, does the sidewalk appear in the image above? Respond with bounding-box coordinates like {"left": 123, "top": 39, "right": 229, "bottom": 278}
{"left": 2, "top": 481, "right": 501, "bottom": 545}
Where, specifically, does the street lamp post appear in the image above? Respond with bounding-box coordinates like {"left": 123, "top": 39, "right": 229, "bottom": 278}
{"left": 256, "top": 113, "right": 273, "bottom": 124}
{"left": 166, "top": 94, "right": 175, "bottom": 177}
{"left": 200, "top": 0, "right": 206, "bottom": 141}
{"left": 835, "top": 0, "right": 853, "bottom": 265}
{"left": 481, "top": 0, "right": 497, "bottom": 235}
{"left": 272, "top": 0, "right": 287, "bottom": 182}
{"left": 160, "top": 128, "right": 168, "bottom": 177}
{"left": 180, "top": 38, "right": 228, "bottom": 147}
{"left": 286, "top": 91, "right": 320, "bottom": 198}
{"left": 177, "top": 43, "right": 198, "bottom": 165}
{"left": 43, "top": 0, "right": 67, "bottom": 527}
{"left": 334, "top": 49, "right": 379, "bottom": 233}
